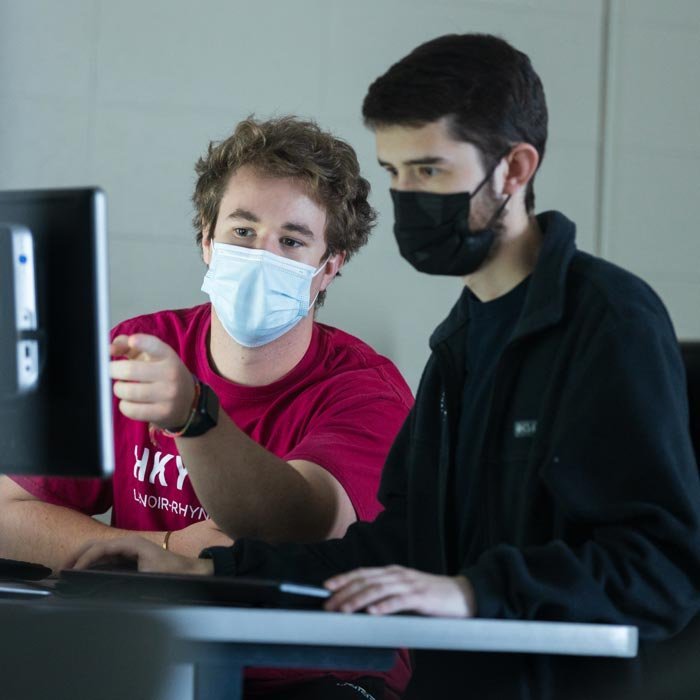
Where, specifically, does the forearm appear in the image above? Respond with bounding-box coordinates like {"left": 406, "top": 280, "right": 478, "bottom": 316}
{"left": 462, "top": 531, "right": 700, "bottom": 637}
{"left": 207, "top": 505, "right": 410, "bottom": 583}
{"left": 175, "top": 413, "right": 322, "bottom": 542}
{"left": 0, "top": 499, "right": 164, "bottom": 574}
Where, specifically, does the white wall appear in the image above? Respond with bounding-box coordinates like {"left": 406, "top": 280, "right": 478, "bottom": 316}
{"left": 1, "top": 0, "right": 698, "bottom": 392}
{"left": 602, "top": 0, "right": 700, "bottom": 340}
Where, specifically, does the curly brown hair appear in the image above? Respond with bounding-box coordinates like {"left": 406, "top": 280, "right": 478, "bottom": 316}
{"left": 192, "top": 116, "right": 376, "bottom": 306}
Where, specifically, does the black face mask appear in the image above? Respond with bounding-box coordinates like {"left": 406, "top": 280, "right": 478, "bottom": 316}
{"left": 391, "top": 169, "right": 510, "bottom": 276}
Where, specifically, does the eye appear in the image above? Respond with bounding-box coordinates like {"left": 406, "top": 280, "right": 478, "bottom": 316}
{"left": 418, "top": 166, "right": 440, "bottom": 178}
{"left": 280, "top": 237, "right": 303, "bottom": 248}
{"left": 233, "top": 227, "right": 254, "bottom": 238}
{"left": 382, "top": 166, "right": 398, "bottom": 178}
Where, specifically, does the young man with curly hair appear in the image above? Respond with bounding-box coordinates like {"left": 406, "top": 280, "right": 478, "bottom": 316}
{"left": 0, "top": 116, "right": 413, "bottom": 699}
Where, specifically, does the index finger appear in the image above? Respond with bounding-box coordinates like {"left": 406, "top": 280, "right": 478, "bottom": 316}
{"left": 69, "top": 542, "right": 116, "bottom": 570}
{"left": 65, "top": 538, "right": 103, "bottom": 569}
{"left": 110, "top": 334, "right": 173, "bottom": 362}
{"left": 325, "top": 566, "right": 392, "bottom": 591}
{"left": 126, "top": 334, "right": 174, "bottom": 360}
{"left": 70, "top": 536, "right": 144, "bottom": 570}
{"left": 110, "top": 335, "right": 131, "bottom": 358}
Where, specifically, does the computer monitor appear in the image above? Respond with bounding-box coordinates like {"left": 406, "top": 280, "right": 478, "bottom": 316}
{"left": 0, "top": 188, "right": 114, "bottom": 477}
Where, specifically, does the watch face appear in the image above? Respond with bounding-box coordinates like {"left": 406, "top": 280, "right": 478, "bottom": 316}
{"left": 202, "top": 383, "right": 220, "bottom": 423}
{"left": 183, "top": 381, "right": 219, "bottom": 437}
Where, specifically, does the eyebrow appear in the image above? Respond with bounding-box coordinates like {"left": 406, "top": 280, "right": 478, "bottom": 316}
{"left": 227, "top": 208, "right": 259, "bottom": 222}
{"left": 227, "top": 208, "right": 315, "bottom": 239}
{"left": 281, "top": 222, "right": 315, "bottom": 239}
{"left": 378, "top": 156, "right": 448, "bottom": 167}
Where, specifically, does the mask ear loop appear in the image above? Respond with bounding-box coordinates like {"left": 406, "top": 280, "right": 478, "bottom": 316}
{"left": 472, "top": 147, "right": 514, "bottom": 227}
{"left": 471, "top": 145, "right": 514, "bottom": 197}
{"left": 308, "top": 255, "right": 333, "bottom": 310}
{"left": 486, "top": 193, "right": 512, "bottom": 229}
{"left": 313, "top": 254, "right": 332, "bottom": 276}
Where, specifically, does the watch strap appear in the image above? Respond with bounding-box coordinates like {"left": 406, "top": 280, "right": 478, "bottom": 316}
{"left": 159, "top": 376, "right": 219, "bottom": 439}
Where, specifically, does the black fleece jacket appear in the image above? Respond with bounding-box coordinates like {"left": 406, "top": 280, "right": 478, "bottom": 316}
{"left": 203, "top": 211, "right": 700, "bottom": 699}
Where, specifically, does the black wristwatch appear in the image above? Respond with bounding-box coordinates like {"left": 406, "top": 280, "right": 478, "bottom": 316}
{"left": 164, "top": 377, "right": 219, "bottom": 438}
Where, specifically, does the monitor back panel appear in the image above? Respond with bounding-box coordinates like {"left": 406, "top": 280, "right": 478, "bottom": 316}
{"left": 0, "top": 188, "right": 114, "bottom": 477}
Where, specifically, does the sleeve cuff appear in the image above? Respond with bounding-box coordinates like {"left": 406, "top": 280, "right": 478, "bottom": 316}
{"left": 461, "top": 561, "right": 504, "bottom": 619}
{"left": 199, "top": 545, "right": 238, "bottom": 576}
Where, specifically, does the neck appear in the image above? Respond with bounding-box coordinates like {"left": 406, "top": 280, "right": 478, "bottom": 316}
{"left": 208, "top": 309, "right": 314, "bottom": 386}
{"left": 464, "top": 209, "right": 542, "bottom": 302}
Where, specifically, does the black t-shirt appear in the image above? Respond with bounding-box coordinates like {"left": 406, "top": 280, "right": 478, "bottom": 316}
{"left": 447, "top": 276, "right": 530, "bottom": 569}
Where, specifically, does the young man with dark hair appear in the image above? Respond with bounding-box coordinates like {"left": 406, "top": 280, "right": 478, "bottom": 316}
{"left": 0, "top": 116, "right": 413, "bottom": 699}
{"left": 73, "top": 35, "right": 700, "bottom": 699}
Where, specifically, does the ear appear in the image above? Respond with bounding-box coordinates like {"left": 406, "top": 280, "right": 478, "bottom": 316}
{"left": 319, "top": 251, "right": 346, "bottom": 291}
{"left": 201, "top": 225, "right": 213, "bottom": 266}
{"left": 502, "top": 143, "right": 540, "bottom": 198}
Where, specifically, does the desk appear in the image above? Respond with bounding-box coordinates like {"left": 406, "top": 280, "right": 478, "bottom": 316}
{"left": 0, "top": 596, "right": 638, "bottom": 700}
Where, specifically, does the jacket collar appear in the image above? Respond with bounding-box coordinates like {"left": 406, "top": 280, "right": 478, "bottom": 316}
{"left": 429, "top": 210, "right": 577, "bottom": 349}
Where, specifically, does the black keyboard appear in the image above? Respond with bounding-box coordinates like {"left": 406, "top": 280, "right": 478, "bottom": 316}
{"left": 0, "top": 557, "right": 52, "bottom": 581}
{"left": 58, "top": 569, "right": 331, "bottom": 608}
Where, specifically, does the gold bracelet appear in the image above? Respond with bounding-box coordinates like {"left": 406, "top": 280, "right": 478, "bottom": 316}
{"left": 162, "top": 530, "right": 173, "bottom": 551}
{"left": 161, "top": 376, "right": 201, "bottom": 438}
{"left": 147, "top": 376, "right": 201, "bottom": 448}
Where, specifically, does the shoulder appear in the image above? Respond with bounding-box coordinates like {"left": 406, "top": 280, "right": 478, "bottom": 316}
{"left": 562, "top": 253, "right": 683, "bottom": 380}
{"left": 567, "top": 251, "right": 674, "bottom": 333}
{"left": 313, "top": 323, "right": 414, "bottom": 409}
{"left": 314, "top": 323, "right": 402, "bottom": 378}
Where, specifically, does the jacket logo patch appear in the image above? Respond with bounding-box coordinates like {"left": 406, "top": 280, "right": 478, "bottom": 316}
{"left": 514, "top": 420, "right": 537, "bottom": 438}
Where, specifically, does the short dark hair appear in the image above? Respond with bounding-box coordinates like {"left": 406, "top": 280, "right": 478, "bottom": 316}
{"left": 193, "top": 116, "right": 376, "bottom": 306}
{"left": 362, "top": 34, "right": 548, "bottom": 212}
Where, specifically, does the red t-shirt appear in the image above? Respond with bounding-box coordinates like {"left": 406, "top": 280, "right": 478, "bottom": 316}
{"left": 12, "top": 303, "right": 413, "bottom": 696}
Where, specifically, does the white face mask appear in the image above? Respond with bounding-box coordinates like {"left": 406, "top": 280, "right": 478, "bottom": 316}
{"left": 201, "top": 242, "right": 328, "bottom": 348}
